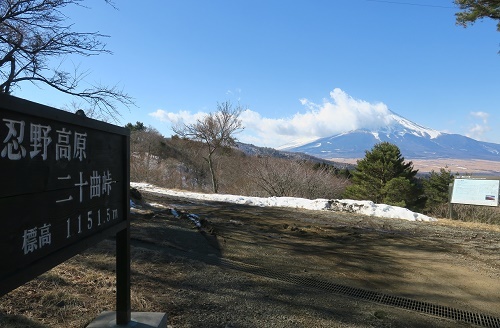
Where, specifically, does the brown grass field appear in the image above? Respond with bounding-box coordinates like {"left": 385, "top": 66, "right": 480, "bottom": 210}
{"left": 330, "top": 158, "right": 500, "bottom": 175}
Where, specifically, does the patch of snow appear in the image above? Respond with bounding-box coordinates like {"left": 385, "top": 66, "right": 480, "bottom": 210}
{"left": 390, "top": 113, "right": 441, "bottom": 139}
{"left": 131, "top": 182, "right": 437, "bottom": 222}
{"left": 483, "top": 145, "right": 499, "bottom": 154}
{"left": 277, "top": 137, "right": 321, "bottom": 150}
{"left": 148, "top": 203, "right": 167, "bottom": 209}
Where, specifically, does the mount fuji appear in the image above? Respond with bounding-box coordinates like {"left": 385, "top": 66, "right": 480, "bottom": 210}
{"left": 280, "top": 112, "right": 500, "bottom": 161}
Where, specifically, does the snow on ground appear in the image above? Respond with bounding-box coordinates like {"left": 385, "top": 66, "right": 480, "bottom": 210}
{"left": 131, "top": 182, "right": 437, "bottom": 222}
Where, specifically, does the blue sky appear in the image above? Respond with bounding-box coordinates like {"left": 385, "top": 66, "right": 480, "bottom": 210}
{"left": 16, "top": 0, "right": 500, "bottom": 148}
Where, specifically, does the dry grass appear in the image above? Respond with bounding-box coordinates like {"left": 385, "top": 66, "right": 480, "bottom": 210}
{"left": 0, "top": 241, "right": 118, "bottom": 328}
{"left": 2, "top": 192, "right": 500, "bottom": 327}
{"left": 434, "top": 216, "right": 500, "bottom": 232}
{"left": 429, "top": 203, "right": 500, "bottom": 226}
{"left": 0, "top": 238, "right": 184, "bottom": 327}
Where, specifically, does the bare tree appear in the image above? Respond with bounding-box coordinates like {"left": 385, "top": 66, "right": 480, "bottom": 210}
{"left": 0, "top": 0, "right": 133, "bottom": 120}
{"left": 173, "top": 101, "right": 244, "bottom": 193}
{"left": 249, "top": 156, "right": 349, "bottom": 199}
{"left": 129, "top": 126, "right": 166, "bottom": 183}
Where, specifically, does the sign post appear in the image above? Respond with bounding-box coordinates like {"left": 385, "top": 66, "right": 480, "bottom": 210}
{"left": 0, "top": 94, "right": 166, "bottom": 327}
{"left": 116, "top": 223, "right": 131, "bottom": 324}
{"left": 0, "top": 94, "right": 169, "bottom": 327}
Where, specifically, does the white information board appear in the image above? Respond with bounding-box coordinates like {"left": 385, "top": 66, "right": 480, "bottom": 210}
{"left": 451, "top": 178, "right": 500, "bottom": 207}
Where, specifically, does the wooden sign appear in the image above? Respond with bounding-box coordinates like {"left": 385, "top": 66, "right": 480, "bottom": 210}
{"left": 0, "top": 94, "right": 130, "bottom": 297}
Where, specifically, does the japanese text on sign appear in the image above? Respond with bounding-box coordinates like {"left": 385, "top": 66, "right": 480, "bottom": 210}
{"left": 0, "top": 93, "right": 129, "bottom": 299}
{"left": 1, "top": 118, "right": 87, "bottom": 161}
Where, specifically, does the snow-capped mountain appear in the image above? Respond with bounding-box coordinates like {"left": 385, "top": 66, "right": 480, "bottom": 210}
{"left": 282, "top": 112, "right": 500, "bottom": 160}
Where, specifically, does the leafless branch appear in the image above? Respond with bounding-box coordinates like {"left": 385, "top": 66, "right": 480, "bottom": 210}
{"left": 0, "top": 0, "right": 133, "bottom": 120}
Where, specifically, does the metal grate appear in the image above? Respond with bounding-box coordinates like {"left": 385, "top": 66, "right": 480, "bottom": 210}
{"left": 216, "top": 258, "right": 500, "bottom": 328}
{"left": 132, "top": 236, "right": 499, "bottom": 328}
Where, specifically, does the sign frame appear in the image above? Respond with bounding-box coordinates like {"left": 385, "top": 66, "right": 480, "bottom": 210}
{"left": 450, "top": 176, "right": 500, "bottom": 207}
{"left": 0, "top": 94, "right": 131, "bottom": 323}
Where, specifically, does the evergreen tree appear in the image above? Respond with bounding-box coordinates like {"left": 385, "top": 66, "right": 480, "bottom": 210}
{"left": 125, "top": 121, "right": 146, "bottom": 131}
{"left": 422, "top": 168, "right": 454, "bottom": 212}
{"left": 343, "top": 142, "right": 419, "bottom": 207}
{"left": 382, "top": 177, "right": 413, "bottom": 208}
{"left": 455, "top": 0, "right": 500, "bottom": 32}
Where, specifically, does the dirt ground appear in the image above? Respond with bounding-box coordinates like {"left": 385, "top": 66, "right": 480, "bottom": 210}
{"left": 1, "top": 190, "right": 500, "bottom": 327}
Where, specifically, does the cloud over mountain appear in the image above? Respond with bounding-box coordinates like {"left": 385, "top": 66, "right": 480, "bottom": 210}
{"left": 282, "top": 111, "right": 500, "bottom": 162}
{"left": 149, "top": 88, "right": 406, "bottom": 148}
{"left": 240, "top": 88, "right": 398, "bottom": 147}
{"left": 150, "top": 90, "right": 500, "bottom": 168}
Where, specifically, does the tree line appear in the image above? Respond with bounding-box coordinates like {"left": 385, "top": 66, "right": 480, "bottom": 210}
{"left": 126, "top": 120, "right": 350, "bottom": 200}
{"left": 126, "top": 120, "right": 456, "bottom": 217}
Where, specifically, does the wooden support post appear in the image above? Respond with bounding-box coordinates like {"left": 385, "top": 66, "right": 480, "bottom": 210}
{"left": 448, "top": 183, "right": 453, "bottom": 220}
{"left": 116, "top": 132, "right": 131, "bottom": 325}
{"left": 116, "top": 225, "right": 131, "bottom": 324}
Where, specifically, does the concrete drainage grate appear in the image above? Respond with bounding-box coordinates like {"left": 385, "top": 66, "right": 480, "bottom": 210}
{"left": 217, "top": 258, "right": 500, "bottom": 328}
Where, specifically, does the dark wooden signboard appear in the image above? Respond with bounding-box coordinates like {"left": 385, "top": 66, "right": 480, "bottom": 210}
{"left": 0, "top": 93, "right": 130, "bottom": 307}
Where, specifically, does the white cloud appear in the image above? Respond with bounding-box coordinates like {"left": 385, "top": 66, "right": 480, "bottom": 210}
{"left": 149, "top": 88, "right": 396, "bottom": 148}
{"left": 466, "top": 111, "right": 491, "bottom": 141}
{"left": 239, "top": 88, "right": 394, "bottom": 147}
{"left": 468, "top": 123, "right": 490, "bottom": 138}
{"left": 226, "top": 88, "right": 242, "bottom": 95}
{"left": 149, "top": 109, "right": 206, "bottom": 126}
{"left": 470, "top": 111, "right": 489, "bottom": 122}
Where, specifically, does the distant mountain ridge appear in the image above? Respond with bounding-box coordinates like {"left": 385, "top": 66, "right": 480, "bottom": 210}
{"left": 235, "top": 142, "right": 355, "bottom": 169}
{"left": 280, "top": 111, "right": 500, "bottom": 161}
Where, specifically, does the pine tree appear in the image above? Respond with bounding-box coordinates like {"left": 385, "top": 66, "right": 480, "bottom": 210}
{"left": 343, "top": 142, "right": 419, "bottom": 207}
{"left": 422, "top": 168, "right": 454, "bottom": 212}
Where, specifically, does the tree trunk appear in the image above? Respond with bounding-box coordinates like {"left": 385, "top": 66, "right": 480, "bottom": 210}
{"left": 207, "top": 153, "right": 218, "bottom": 193}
